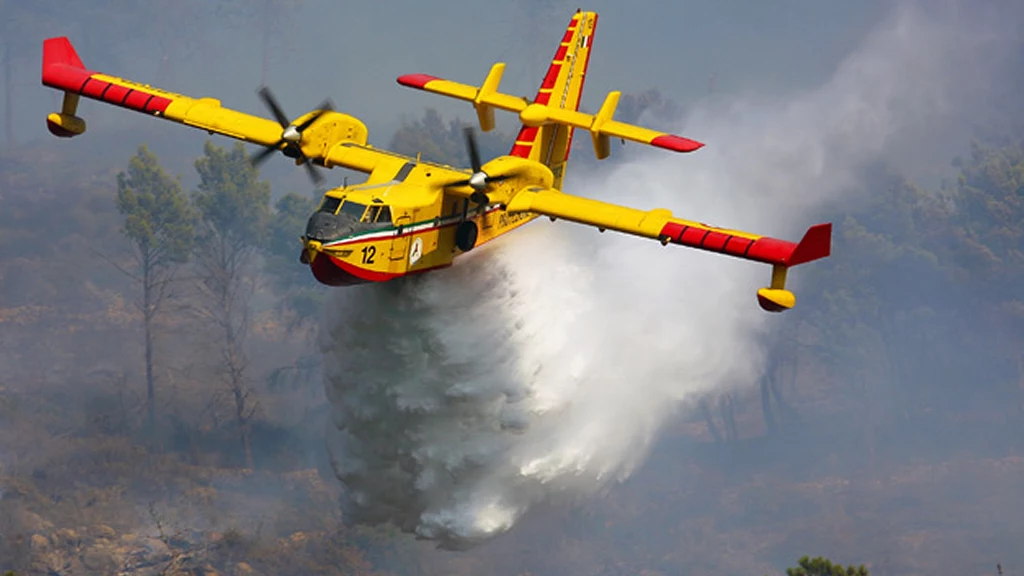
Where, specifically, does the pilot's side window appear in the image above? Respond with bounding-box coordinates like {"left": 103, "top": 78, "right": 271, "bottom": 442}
{"left": 319, "top": 196, "right": 342, "bottom": 214}
{"left": 365, "top": 205, "right": 381, "bottom": 223}
{"left": 376, "top": 206, "right": 392, "bottom": 224}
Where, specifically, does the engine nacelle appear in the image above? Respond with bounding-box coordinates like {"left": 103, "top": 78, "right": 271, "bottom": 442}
{"left": 46, "top": 112, "right": 86, "bottom": 138}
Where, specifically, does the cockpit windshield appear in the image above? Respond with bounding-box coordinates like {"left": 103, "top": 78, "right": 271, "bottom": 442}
{"left": 320, "top": 197, "right": 394, "bottom": 227}
{"left": 318, "top": 196, "right": 341, "bottom": 214}
{"left": 339, "top": 201, "right": 368, "bottom": 220}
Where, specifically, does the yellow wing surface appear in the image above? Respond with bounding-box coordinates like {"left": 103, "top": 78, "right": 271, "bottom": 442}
{"left": 505, "top": 187, "right": 832, "bottom": 312}
{"left": 41, "top": 36, "right": 369, "bottom": 161}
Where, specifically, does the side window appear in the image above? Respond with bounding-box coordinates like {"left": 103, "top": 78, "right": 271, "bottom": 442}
{"left": 365, "top": 205, "right": 381, "bottom": 223}
{"left": 376, "top": 206, "right": 392, "bottom": 224}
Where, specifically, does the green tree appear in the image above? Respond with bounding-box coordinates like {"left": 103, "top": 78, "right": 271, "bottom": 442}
{"left": 115, "top": 144, "right": 195, "bottom": 436}
{"left": 191, "top": 140, "right": 271, "bottom": 469}
{"left": 797, "top": 166, "right": 972, "bottom": 467}
{"left": 948, "top": 138, "right": 1024, "bottom": 406}
{"left": 389, "top": 108, "right": 512, "bottom": 167}
{"left": 776, "top": 555, "right": 869, "bottom": 576}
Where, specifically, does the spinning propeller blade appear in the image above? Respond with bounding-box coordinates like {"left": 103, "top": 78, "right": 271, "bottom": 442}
{"left": 257, "top": 86, "right": 291, "bottom": 128}
{"left": 249, "top": 86, "right": 334, "bottom": 186}
{"left": 446, "top": 127, "right": 521, "bottom": 204}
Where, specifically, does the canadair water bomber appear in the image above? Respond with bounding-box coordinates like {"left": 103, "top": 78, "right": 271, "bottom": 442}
{"left": 40, "top": 10, "right": 831, "bottom": 312}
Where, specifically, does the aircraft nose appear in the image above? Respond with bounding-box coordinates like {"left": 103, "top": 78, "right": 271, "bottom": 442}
{"left": 305, "top": 211, "right": 340, "bottom": 241}
{"left": 305, "top": 211, "right": 362, "bottom": 242}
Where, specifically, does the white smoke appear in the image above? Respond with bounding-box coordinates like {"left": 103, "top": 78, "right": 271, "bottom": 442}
{"left": 321, "top": 1, "right": 1013, "bottom": 549}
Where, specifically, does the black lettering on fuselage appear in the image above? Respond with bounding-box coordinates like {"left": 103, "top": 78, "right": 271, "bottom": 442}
{"left": 498, "top": 211, "right": 530, "bottom": 229}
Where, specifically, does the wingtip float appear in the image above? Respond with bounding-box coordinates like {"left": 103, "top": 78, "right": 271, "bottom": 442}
{"left": 41, "top": 9, "right": 831, "bottom": 314}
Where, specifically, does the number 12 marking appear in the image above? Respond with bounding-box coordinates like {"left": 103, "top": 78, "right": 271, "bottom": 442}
{"left": 361, "top": 245, "right": 376, "bottom": 264}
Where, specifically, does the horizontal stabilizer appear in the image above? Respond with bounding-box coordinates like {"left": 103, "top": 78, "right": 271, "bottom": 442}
{"left": 397, "top": 68, "right": 704, "bottom": 159}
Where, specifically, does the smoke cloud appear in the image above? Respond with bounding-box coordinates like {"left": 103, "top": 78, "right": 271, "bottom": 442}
{"left": 321, "top": 0, "right": 1013, "bottom": 549}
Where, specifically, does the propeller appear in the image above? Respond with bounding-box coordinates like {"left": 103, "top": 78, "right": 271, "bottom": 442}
{"left": 446, "top": 127, "right": 521, "bottom": 205}
{"left": 250, "top": 85, "right": 334, "bottom": 186}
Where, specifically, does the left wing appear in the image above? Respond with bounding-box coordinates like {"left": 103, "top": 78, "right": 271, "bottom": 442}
{"left": 43, "top": 36, "right": 287, "bottom": 145}
{"left": 504, "top": 187, "right": 832, "bottom": 312}
{"left": 41, "top": 36, "right": 383, "bottom": 176}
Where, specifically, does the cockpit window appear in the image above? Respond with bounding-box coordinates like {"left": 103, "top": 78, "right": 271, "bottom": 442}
{"left": 318, "top": 196, "right": 342, "bottom": 214}
{"left": 339, "top": 201, "right": 368, "bottom": 220}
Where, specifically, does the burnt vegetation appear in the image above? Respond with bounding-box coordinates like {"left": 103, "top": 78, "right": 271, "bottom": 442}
{"left": 0, "top": 104, "right": 1020, "bottom": 575}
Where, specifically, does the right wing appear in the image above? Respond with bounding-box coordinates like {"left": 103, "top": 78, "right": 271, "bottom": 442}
{"left": 505, "top": 186, "right": 832, "bottom": 312}
{"left": 41, "top": 36, "right": 371, "bottom": 168}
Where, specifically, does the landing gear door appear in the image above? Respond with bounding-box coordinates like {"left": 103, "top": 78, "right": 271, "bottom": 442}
{"left": 390, "top": 215, "right": 412, "bottom": 273}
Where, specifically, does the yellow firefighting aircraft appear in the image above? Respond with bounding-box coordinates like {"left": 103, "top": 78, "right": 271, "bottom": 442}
{"left": 41, "top": 10, "right": 831, "bottom": 312}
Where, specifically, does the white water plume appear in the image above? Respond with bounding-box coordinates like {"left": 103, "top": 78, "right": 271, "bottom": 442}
{"left": 321, "top": 1, "right": 1014, "bottom": 549}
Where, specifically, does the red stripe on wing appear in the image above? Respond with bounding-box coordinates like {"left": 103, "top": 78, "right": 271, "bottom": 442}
{"left": 144, "top": 95, "right": 172, "bottom": 114}
{"left": 102, "top": 83, "right": 132, "bottom": 105}
{"left": 80, "top": 77, "right": 109, "bottom": 98}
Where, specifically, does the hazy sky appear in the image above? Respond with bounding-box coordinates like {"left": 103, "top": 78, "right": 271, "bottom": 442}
{"left": 12, "top": 0, "right": 890, "bottom": 149}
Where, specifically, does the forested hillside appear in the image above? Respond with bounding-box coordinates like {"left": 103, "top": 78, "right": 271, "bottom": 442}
{"left": 0, "top": 98, "right": 1021, "bottom": 575}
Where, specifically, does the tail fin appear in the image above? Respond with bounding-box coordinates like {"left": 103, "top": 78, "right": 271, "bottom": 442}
{"left": 397, "top": 10, "right": 706, "bottom": 175}
{"left": 509, "top": 10, "right": 597, "bottom": 189}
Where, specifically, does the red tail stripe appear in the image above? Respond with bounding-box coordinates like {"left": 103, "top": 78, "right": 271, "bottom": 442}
{"left": 563, "top": 14, "right": 598, "bottom": 161}
{"left": 541, "top": 64, "right": 562, "bottom": 89}
{"left": 517, "top": 126, "right": 539, "bottom": 142}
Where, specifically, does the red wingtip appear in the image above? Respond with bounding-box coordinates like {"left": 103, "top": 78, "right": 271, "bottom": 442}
{"left": 42, "top": 36, "right": 94, "bottom": 91}
{"left": 651, "top": 134, "right": 705, "bottom": 153}
{"left": 43, "top": 37, "right": 85, "bottom": 70}
{"left": 787, "top": 222, "right": 833, "bottom": 266}
{"left": 397, "top": 74, "right": 441, "bottom": 89}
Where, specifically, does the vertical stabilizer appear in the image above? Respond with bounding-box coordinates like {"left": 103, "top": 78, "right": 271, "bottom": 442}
{"left": 508, "top": 10, "right": 597, "bottom": 190}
